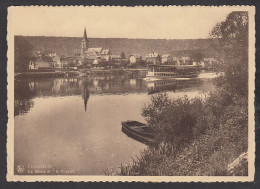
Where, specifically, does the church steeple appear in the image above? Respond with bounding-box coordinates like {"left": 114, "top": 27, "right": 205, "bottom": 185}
{"left": 83, "top": 27, "right": 87, "bottom": 40}
{"left": 81, "top": 27, "right": 88, "bottom": 57}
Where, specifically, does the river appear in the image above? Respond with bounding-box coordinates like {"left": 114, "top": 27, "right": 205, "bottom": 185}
{"left": 14, "top": 72, "right": 216, "bottom": 175}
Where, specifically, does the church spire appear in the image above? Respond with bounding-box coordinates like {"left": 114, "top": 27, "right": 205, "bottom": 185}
{"left": 83, "top": 27, "right": 87, "bottom": 40}
{"left": 81, "top": 27, "right": 88, "bottom": 56}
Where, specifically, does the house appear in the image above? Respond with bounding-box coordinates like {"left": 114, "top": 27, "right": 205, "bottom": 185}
{"left": 172, "top": 57, "right": 180, "bottom": 65}
{"left": 110, "top": 55, "right": 122, "bottom": 63}
{"left": 85, "top": 54, "right": 96, "bottom": 65}
{"left": 100, "top": 49, "right": 111, "bottom": 61}
{"left": 129, "top": 54, "right": 142, "bottom": 64}
{"left": 47, "top": 52, "right": 57, "bottom": 58}
{"left": 101, "top": 49, "right": 110, "bottom": 55}
{"left": 36, "top": 61, "right": 53, "bottom": 69}
{"left": 86, "top": 48, "right": 103, "bottom": 56}
{"left": 161, "top": 54, "right": 173, "bottom": 64}
{"left": 162, "top": 56, "right": 180, "bottom": 65}
{"left": 192, "top": 61, "right": 199, "bottom": 66}
{"left": 203, "top": 58, "right": 217, "bottom": 67}
{"left": 67, "top": 56, "right": 78, "bottom": 68}
{"left": 84, "top": 47, "right": 110, "bottom": 62}
{"left": 76, "top": 56, "right": 85, "bottom": 67}
{"left": 84, "top": 48, "right": 111, "bottom": 61}
{"left": 60, "top": 56, "right": 69, "bottom": 69}
{"left": 28, "top": 59, "right": 37, "bottom": 70}
{"left": 180, "top": 57, "right": 192, "bottom": 65}
{"left": 146, "top": 52, "right": 161, "bottom": 65}
{"left": 28, "top": 56, "right": 53, "bottom": 70}
{"left": 93, "top": 56, "right": 107, "bottom": 68}
{"left": 199, "top": 61, "right": 205, "bottom": 67}
{"left": 53, "top": 55, "right": 61, "bottom": 68}
{"left": 93, "top": 56, "right": 102, "bottom": 65}
{"left": 32, "top": 51, "right": 42, "bottom": 58}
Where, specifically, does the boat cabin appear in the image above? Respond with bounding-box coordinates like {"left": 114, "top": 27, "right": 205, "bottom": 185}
{"left": 147, "top": 65, "right": 199, "bottom": 78}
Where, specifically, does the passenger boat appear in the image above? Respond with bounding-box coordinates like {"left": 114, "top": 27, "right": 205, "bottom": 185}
{"left": 146, "top": 65, "right": 199, "bottom": 79}
{"left": 147, "top": 78, "right": 201, "bottom": 95}
{"left": 121, "top": 121, "right": 157, "bottom": 145}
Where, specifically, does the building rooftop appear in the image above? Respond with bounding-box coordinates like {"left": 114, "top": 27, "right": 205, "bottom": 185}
{"left": 111, "top": 55, "right": 121, "bottom": 59}
{"left": 76, "top": 56, "right": 84, "bottom": 62}
{"left": 35, "top": 61, "right": 52, "bottom": 68}
{"left": 85, "top": 55, "right": 96, "bottom": 60}
{"left": 181, "top": 57, "right": 191, "bottom": 61}
{"left": 162, "top": 54, "right": 171, "bottom": 58}
{"left": 101, "top": 49, "right": 110, "bottom": 55}
{"left": 130, "top": 54, "right": 142, "bottom": 58}
{"left": 147, "top": 52, "right": 159, "bottom": 57}
{"left": 87, "top": 48, "right": 103, "bottom": 53}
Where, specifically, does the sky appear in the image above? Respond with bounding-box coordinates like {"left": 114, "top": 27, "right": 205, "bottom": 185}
{"left": 9, "top": 6, "right": 233, "bottom": 39}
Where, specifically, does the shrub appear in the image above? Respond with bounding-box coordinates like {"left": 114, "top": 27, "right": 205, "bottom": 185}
{"left": 142, "top": 93, "right": 207, "bottom": 149}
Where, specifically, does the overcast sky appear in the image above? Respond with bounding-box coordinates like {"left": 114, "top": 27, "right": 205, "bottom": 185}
{"left": 10, "top": 6, "right": 232, "bottom": 39}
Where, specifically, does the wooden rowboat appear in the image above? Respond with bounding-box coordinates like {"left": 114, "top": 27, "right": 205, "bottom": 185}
{"left": 121, "top": 121, "right": 157, "bottom": 145}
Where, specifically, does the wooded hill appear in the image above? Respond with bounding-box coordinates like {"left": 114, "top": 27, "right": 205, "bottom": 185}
{"left": 15, "top": 36, "right": 217, "bottom": 58}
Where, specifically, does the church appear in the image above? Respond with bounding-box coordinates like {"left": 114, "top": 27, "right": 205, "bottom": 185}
{"left": 81, "top": 28, "right": 111, "bottom": 63}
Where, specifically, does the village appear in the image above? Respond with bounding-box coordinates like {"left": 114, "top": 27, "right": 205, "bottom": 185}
{"left": 10, "top": 6, "right": 252, "bottom": 180}
{"left": 26, "top": 28, "right": 217, "bottom": 72}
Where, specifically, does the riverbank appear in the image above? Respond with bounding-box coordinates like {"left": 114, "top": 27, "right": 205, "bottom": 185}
{"left": 15, "top": 68, "right": 148, "bottom": 78}
{"left": 81, "top": 68, "right": 148, "bottom": 74}
{"left": 15, "top": 71, "right": 80, "bottom": 78}
{"left": 116, "top": 85, "right": 248, "bottom": 176}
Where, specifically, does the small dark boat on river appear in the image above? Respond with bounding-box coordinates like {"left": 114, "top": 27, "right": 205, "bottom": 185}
{"left": 121, "top": 121, "right": 157, "bottom": 145}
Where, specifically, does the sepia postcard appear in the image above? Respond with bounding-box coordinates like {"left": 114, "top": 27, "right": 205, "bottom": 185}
{"left": 7, "top": 6, "right": 255, "bottom": 182}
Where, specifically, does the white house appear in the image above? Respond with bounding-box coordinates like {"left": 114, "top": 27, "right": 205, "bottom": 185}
{"left": 100, "top": 49, "right": 111, "bottom": 61}
{"left": 180, "top": 57, "right": 192, "bottom": 65}
{"left": 129, "top": 54, "right": 142, "bottom": 64}
{"left": 28, "top": 60, "right": 37, "bottom": 70}
{"left": 161, "top": 54, "right": 173, "bottom": 64}
{"left": 53, "top": 55, "right": 61, "bottom": 68}
{"left": 145, "top": 52, "right": 161, "bottom": 65}
{"left": 93, "top": 56, "right": 103, "bottom": 65}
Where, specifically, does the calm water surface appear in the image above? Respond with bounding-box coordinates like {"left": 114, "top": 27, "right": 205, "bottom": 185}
{"left": 14, "top": 72, "right": 216, "bottom": 175}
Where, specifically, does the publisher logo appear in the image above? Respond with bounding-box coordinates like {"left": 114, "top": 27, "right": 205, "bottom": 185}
{"left": 16, "top": 165, "right": 25, "bottom": 174}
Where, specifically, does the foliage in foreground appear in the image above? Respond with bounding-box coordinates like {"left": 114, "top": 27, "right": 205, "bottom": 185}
{"left": 117, "top": 11, "right": 249, "bottom": 176}
{"left": 118, "top": 91, "right": 248, "bottom": 176}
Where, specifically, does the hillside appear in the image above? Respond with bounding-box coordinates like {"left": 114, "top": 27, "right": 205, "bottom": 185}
{"left": 15, "top": 36, "right": 217, "bottom": 58}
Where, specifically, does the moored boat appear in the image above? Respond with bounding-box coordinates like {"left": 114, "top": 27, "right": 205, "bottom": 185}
{"left": 146, "top": 65, "right": 199, "bottom": 79}
{"left": 121, "top": 121, "right": 157, "bottom": 145}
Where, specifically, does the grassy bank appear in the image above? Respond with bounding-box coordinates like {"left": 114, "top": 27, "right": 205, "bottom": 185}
{"left": 117, "top": 85, "right": 248, "bottom": 176}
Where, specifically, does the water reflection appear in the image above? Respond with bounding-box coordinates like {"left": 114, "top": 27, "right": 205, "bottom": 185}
{"left": 14, "top": 74, "right": 215, "bottom": 117}
{"left": 82, "top": 79, "right": 89, "bottom": 112}
{"left": 14, "top": 80, "right": 36, "bottom": 116}
{"left": 14, "top": 74, "right": 148, "bottom": 117}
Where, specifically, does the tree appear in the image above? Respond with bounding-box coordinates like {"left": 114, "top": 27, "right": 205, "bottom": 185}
{"left": 210, "top": 11, "right": 248, "bottom": 97}
{"left": 120, "top": 52, "right": 126, "bottom": 59}
{"left": 14, "top": 37, "right": 33, "bottom": 70}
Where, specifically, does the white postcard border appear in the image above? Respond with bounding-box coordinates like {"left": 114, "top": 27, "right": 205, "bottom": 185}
{"left": 6, "top": 5, "right": 256, "bottom": 182}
